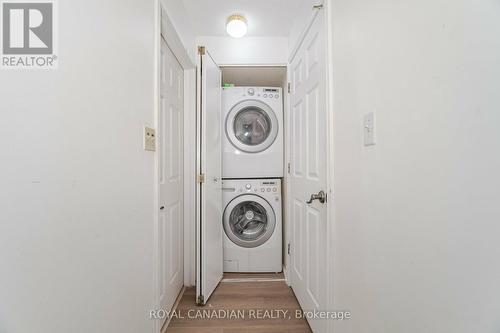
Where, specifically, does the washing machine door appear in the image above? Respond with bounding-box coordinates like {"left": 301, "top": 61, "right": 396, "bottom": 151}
{"left": 223, "top": 194, "right": 276, "bottom": 248}
{"left": 226, "top": 100, "right": 279, "bottom": 153}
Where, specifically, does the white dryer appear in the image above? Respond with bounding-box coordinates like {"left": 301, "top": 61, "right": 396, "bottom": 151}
{"left": 222, "top": 86, "right": 283, "bottom": 178}
{"left": 222, "top": 179, "right": 282, "bottom": 273}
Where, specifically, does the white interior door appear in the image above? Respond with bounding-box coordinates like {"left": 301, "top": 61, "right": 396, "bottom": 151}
{"left": 158, "top": 37, "right": 184, "bottom": 322}
{"left": 289, "top": 9, "right": 329, "bottom": 333}
{"left": 196, "top": 47, "right": 223, "bottom": 305}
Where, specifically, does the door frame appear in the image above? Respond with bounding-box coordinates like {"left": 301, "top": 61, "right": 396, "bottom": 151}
{"left": 154, "top": 3, "right": 196, "bottom": 333}
{"left": 324, "top": 1, "right": 336, "bottom": 332}
{"left": 286, "top": 2, "right": 336, "bottom": 332}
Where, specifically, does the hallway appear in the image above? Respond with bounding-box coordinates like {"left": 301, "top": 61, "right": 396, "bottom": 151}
{"left": 2, "top": 1, "right": 500, "bottom": 332}
{"left": 165, "top": 274, "right": 312, "bottom": 333}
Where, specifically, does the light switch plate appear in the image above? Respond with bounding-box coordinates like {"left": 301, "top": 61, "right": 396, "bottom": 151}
{"left": 144, "top": 126, "right": 156, "bottom": 152}
{"left": 363, "top": 112, "right": 376, "bottom": 146}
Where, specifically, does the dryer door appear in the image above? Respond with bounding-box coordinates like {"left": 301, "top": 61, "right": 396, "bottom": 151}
{"left": 223, "top": 194, "right": 276, "bottom": 248}
{"left": 225, "top": 100, "right": 279, "bottom": 153}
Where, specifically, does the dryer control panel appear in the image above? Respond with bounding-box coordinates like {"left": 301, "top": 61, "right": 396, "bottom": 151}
{"left": 225, "top": 179, "right": 281, "bottom": 195}
{"left": 240, "top": 87, "right": 281, "bottom": 99}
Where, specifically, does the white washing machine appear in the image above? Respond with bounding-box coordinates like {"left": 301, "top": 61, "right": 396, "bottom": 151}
{"left": 222, "top": 179, "right": 282, "bottom": 273}
{"left": 222, "top": 86, "right": 283, "bottom": 178}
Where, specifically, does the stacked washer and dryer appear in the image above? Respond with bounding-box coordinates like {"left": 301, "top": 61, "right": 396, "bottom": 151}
{"left": 222, "top": 86, "right": 283, "bottom": 273}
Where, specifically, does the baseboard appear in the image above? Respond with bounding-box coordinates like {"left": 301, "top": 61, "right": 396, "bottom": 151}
{"left": 160, "top": 286, "right": 186, "bottom": 333}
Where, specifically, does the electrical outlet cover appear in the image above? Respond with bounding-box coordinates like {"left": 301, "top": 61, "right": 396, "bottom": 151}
{"left": 144, "top": 126, "right": 156, "bottom": 151}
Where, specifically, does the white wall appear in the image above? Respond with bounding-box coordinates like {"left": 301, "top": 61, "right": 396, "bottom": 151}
{"left": 196, "top": 36, "right": 288, "bottom": 65}
{"left": 0, "top": 1, "right": 157, "bottom": 332}
{"left": 160, "top": 0, "right": 197, "bottom": 64}
{"left": 330, "top": 0, "right": 500, "bottom": 332}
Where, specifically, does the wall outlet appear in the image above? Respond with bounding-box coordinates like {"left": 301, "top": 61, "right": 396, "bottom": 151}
{"left": 363, "top": 112, "right": 376, "bottom": 146}
{"left": 144, "top": 126, "right": 156, "bottom": 152}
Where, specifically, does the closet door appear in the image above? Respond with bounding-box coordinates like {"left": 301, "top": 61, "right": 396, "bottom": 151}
{"left": 196, "top": 46, "right": 223, "bottom": 305}
{"left": 158, "top": 36, "right": 184, "bottom": 323}
{"left": 289, "top": 8, "right": 329, "bottom": 333}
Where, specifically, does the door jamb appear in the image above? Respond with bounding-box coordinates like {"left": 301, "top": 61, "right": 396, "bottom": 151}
{"left": 324, "top": 1, "right": 336, "bottom": 332}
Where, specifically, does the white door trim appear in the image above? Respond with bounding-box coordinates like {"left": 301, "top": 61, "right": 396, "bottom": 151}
{"left": 154, "top": 3, "right": 196, "bottom": 332}
{"left": 324, "top": 0, "right": 336, "bottom": 331}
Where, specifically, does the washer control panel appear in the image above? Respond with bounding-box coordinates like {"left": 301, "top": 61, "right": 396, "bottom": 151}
{"left": 260, "top": 180, "right": 279, "bottom": 193}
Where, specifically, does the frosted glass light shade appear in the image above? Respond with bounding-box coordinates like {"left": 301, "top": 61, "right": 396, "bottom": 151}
{"left": 226, "top": 15, "right": 247, "bottom": 38}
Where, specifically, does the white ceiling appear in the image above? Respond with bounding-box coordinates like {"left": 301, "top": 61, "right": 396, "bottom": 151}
{"left": 181, "top": 0, "right": 304, "bottom": 37}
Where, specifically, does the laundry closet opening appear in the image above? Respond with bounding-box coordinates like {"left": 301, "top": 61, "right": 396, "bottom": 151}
{"left": 219, "top": 65, "right": 288, "bottom": 274}
{"left": 194, "top": 63, "right": 290, "bottom": 302}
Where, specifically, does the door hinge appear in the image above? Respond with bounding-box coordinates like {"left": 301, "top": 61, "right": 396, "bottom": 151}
{"left": 313, "top": 4, "right": 324, "bottom": 10}
{"left": 287, "top": 82, "right": 291, "bottom": 94}
{"left": 287, "top": 162, "right": 291, "bottom": 174}
{"left": 198, "top": 46, "right": 206, "bottom": 55}
{"left": 287, "top": 243, "right": 291, "bottom": 255}
{"left": 197, "top": 295, "right": 205, "bottom": 305}
{"left": 197, "top": 173, "right": 205, "bottom": 184}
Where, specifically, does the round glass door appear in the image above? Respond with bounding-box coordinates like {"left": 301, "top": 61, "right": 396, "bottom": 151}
{"left": 233, "top": 107, "right": 272, "bottom": 146}
{"left": 223, "top": 195, "right": 276, "bottom": 248}
{"left": 226, "top": 100, "right": 278, "bottom": 153}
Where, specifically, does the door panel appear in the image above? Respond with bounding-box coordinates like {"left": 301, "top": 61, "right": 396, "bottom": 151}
{"left": 159, "top": 37, "right": 184, "bottom": 323}
{"left": 290, "top": 10, "right": 328, "bottom": 333}
{"left": 292, "top": 101, "right": 304, "bottom": 176}
{"left": 196, "top": 47, "right": 223, "bottom": 305}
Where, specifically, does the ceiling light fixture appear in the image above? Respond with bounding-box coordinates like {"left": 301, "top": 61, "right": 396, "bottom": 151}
{"left": 226, "top": 14, "right": 247, "bottom": 38}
